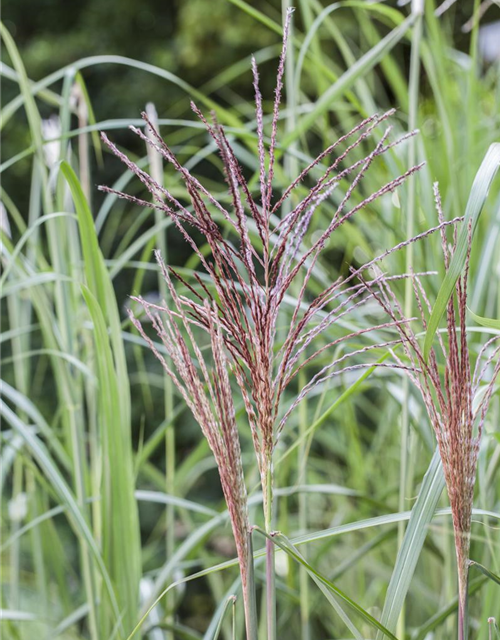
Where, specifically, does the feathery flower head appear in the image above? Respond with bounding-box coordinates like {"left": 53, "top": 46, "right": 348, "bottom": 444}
{"left": 362, "top": 183, "right": 500, "bottom": 637}
{"left": 99, "top": 7, "right": 424, "bottom": 518}
{"left": 99, "top": 12, "right": 444, "bottom": 634}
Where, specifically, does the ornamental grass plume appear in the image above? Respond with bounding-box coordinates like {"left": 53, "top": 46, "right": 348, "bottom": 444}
{"left": 361, "top": 184, "right": 500, "bottom": 640}
{"left": 128, "top": 269, "right": 257, "bottom": 639}
{"left": 97, "top": 9, "right": 450, "bottom": 637}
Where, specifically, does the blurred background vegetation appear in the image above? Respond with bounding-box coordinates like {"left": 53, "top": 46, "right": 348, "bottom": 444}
{"left": 2, "top": 0, "right": 498, "bottom": 215}
{"left": 3, "top": 0, "right": 496, "bottom": 185}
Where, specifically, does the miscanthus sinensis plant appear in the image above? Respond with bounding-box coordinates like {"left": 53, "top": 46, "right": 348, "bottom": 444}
{"left": 362, "top": 184, "right": 500, "bottom": 640}
{"left": 98, "top": 9, "right": 458, "bottom": 637}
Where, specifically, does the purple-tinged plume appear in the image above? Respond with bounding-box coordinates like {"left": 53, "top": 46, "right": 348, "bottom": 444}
{"left": 361, "top": 183, "right": 500, "bottom": 639}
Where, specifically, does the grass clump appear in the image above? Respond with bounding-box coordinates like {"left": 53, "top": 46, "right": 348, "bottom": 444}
{"left": 1, "top": 2, "right": 500, "bottom": 639}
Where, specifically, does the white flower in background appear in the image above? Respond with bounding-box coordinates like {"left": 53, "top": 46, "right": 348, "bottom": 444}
{"left": 0, "top": 202, "right": 11, "bottom": 240}
{"left": 139, "top": 577, "right": 166, "bottom": 640}
{"left": 479, "top": 21, "right": 500, "bottom": 62}
{"left": 275, "top": 549, "right": 289, "bottom": 578}
{"left": 8, "top": 492, "right": 28, "bottom": 523}
{"left": 41, "top": 115, "right": 61, "bottom": 169}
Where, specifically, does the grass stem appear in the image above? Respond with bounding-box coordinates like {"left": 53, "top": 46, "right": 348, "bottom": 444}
{"left": 398, "top": 9, "right": 422, "bottom": 637}
{"left": 265, "top": 464, "right": 276, "bottom": 640}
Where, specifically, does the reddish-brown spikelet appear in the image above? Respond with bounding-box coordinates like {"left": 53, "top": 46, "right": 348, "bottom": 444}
{"left": 361, "top": 183, "right": 500, "bottom": 638}
{"left": 128, "top": 258, "right": 254, "bottom": 635}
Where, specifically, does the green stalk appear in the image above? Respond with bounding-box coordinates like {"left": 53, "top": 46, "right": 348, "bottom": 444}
{"left": 466, "top": 0, "right": 481, "bottom": 187}
{"left": 298, "top": 379, "right": 310, "bottom": 640}
{"left": 6, "top": 255, "right": 30, "bottom": 618}
{"left": 398, "top": 4, "right": 422, "bottom": 637}
{"left": 76, "top": 84, "right": 91, "bottom": 201}
{"left": 265, "top": 462, "right": 276, "bottom": 640}
{"left": 145, "top": 102, "right": 176, "bottom": 636}
{"left": 27, "top": 471, "right": 48, "bottom": 625}
{"left": 65, "top": 394, "right": 99, "bottom": 640}
{"left": 244, "top": 531, "right": 259, "bottom": 640}
{"left": 458, "top": 591, "right": 465, "bottom": 640}
{"left": 457, "top": 556, "right": 471, "bottom": 640}
{"left": 9, "top": 458, "right": 23, "bottom": 610}
{"left": 59, "top": 82, "right": 102, "bottom": 639}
